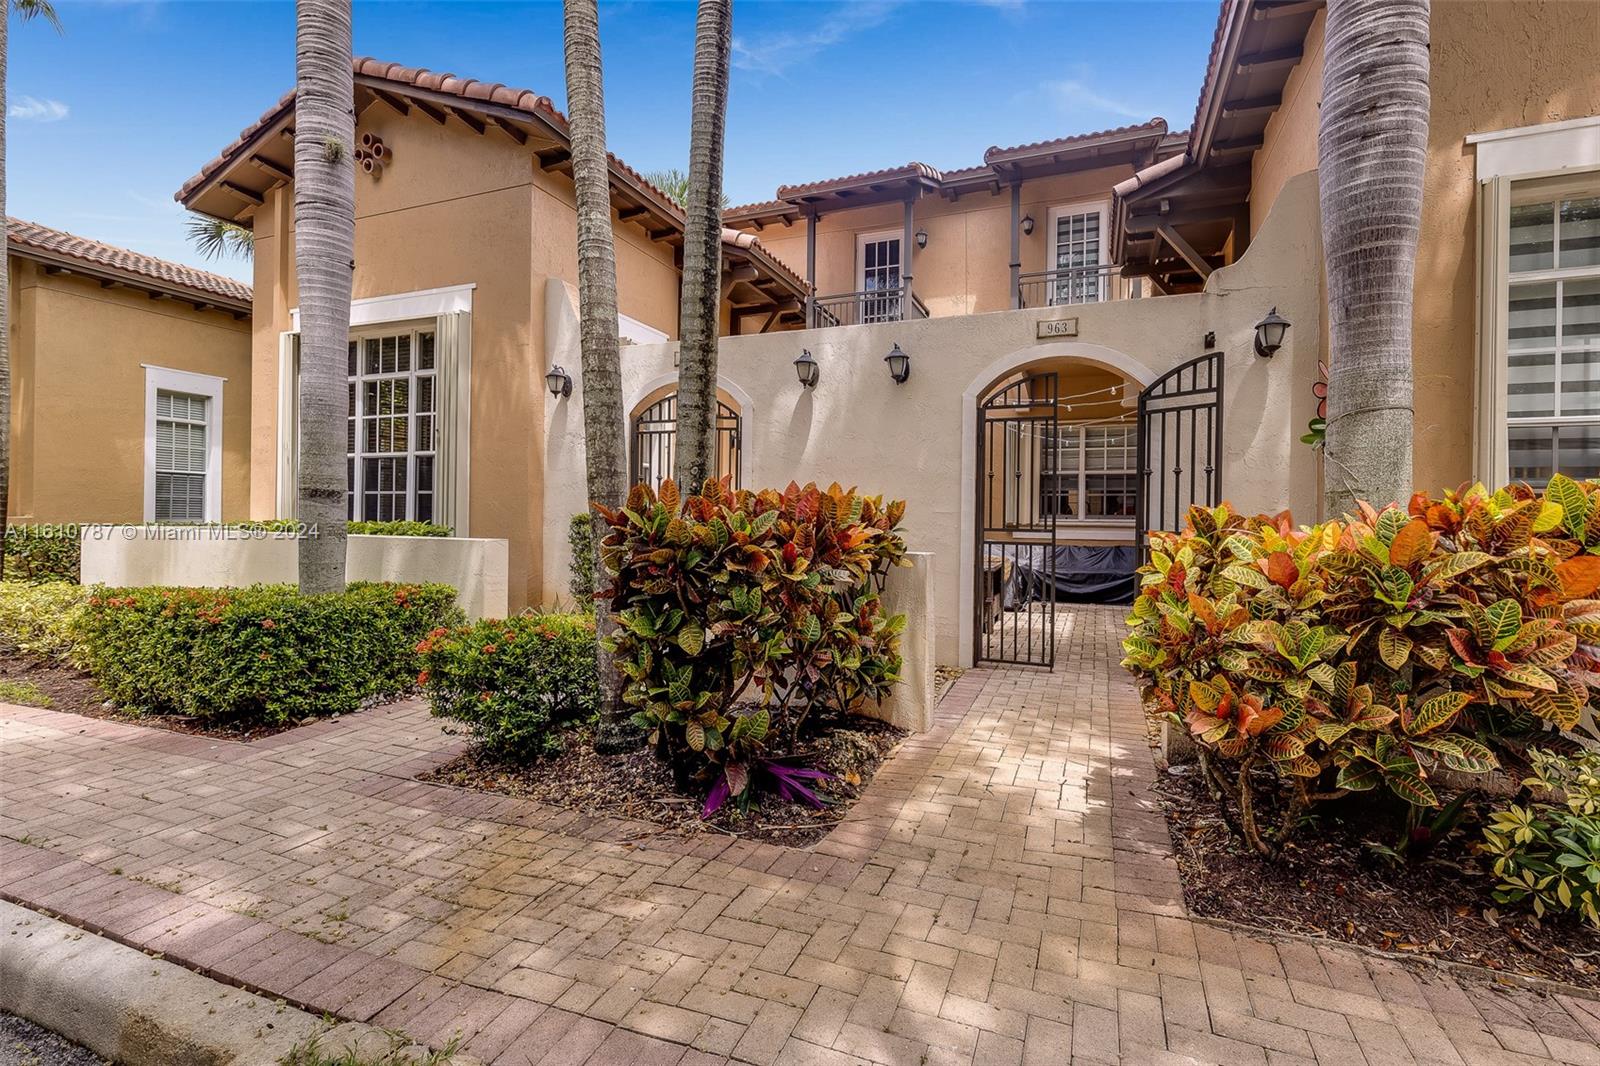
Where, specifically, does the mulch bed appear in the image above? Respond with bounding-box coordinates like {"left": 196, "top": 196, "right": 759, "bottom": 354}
{"left": 1155, "top": 762, "right": 1600, "bottom": 990}
{"left": 421, "top": 705, "right": 907, "bottom": 848}
{"left": 0, "top": 649, "right": 297, "bottom": 741}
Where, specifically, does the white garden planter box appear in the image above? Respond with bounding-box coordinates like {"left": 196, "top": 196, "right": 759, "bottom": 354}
{"left": 78, "top": 527, "right": 508, "bottom": 620}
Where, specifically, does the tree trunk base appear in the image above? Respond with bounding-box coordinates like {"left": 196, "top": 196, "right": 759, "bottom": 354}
{"left": 593, "top": 720, "right": 645, "bottom": 755}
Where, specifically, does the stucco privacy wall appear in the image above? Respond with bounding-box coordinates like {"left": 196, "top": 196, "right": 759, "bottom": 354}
{"left": 8, "top": 260, "right": 252, "bottom": 524}
{"left": 80, "top": 531, "right": 509, "bottom": 620}
{"left": 544, "top": 173, "right": 1324, "bottom": 667}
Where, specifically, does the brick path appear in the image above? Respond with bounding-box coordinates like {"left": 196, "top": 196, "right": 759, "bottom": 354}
{"left": 2, "top": 606, "right": 1598, "bottom": 1065}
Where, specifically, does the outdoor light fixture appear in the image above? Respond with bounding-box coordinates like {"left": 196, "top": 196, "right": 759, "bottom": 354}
{"left": 545, "top": 365, "right": 572, "bottom": 398}
{"left": 884, "top": 343, "right": 911, "bottom": 384}
{"left": 915, "top": 229, "right": 928, "bottom": 250}
{"left": 1020, "top": 214, "right": 1035, "bottom": 236}
{"left": 1253, "top": 307, "right": 1291, "bottom": 359}
{"left": 794, "top": 348, "right": 820, "bottom": 389}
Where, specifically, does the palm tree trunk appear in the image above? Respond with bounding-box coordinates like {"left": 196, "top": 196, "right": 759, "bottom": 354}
{"left": 0, "top": 8, "right": 11, "bottom": 580}
{"left": 1319, "top": 0, "right": 1430, "bottom": 515}
{"left": 673, "top": 0, "right": 732, "bottom": 491}
{"left": 563, "top": 0, "right": 636, "bottom": 754}
{"left": 293, "top": 0, "right": 354, "bottom": 593}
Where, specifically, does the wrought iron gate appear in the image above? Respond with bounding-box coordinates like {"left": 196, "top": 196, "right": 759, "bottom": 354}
{"left": 1134, "top": 351, "right": 1224, "bottom": 557}
{"left": 974, "top": 372, "right": 1060, "bottom": 667}
{"left": 631, "top": 394, "right": 742, "bottom": 490}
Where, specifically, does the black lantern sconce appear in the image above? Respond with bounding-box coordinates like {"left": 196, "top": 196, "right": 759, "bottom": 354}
{"left": 794, "top": 348, "right": 820, "bottom": 389}
{"left": 1020, "top": 215, "right": 1035, "bottom": 237}
{"left": 545, "top": 365, "right": 572, "bottom": 398}
{"left": 884, "top": 343, "right": 911, "bottom": 385}
{"left": 915, "top": 229, "right": 928, "bottom": 250}
{"left": 1253, "top": 307, "right": 1290, "bottom": 359}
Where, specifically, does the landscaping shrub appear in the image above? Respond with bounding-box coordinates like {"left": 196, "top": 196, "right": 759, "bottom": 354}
{"left": 568, "top": 513, "right": 596, "bottom": 607}
{"left": 1121, "top": 478, "right": 1600, "bottom": 856}
{"left": 1482, "top": 747, "right": 1600, "bottom": 929}
{"left": 597, "top": 478, "right": 908, "bottom": 805}
{"left": 74, "top": 582, "right": 460, "bottom": 724}
{"left": 232, "top": 519, "right": 452, "bottom": 537}
{"left": 0, "top": 581, "right": 88, "bottom": 660}
{"left": 4, "top": 525, "right": 80, "bottom": 583}
{"left": 418, "top": 613, "right": 598, "bottom": 760}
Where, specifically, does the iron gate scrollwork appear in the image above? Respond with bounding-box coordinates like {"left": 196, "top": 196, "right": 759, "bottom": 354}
{"left": 1134, "top": 351, "right": 1223, "bottom": 559}
{"left": 631, "top": 393, "right": 742, "bottom": 490}
{"left": 973, "top": 372, "right": 1060, "bottom": 668}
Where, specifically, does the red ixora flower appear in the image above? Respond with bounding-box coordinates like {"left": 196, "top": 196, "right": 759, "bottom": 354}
{"left": 260, "top": 618, "right": 276, "bottom": 629}
{"left": 416, "top": 669, "right": 430, "bottom": 686}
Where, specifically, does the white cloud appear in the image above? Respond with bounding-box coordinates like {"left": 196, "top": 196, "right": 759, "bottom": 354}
{"left": 9, "top": 96, "right": 69, "bottom": 123}
{"left": 732, "top": 1, "right": 902, "bottom": 77}
{"left": 1013, "top": 64, "right": 1153, "bottom": 123}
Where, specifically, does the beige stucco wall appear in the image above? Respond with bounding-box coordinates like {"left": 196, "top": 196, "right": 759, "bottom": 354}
{"left": 746, "top": 165, "right": 1138, "bottom": 318}
{"left": 249, "top": 103, "right": 683, "bottom": 611}
{"left": 545, "top": 172, "right": 1325, "bottom": 667}
{"left": 7, "top": 258, "right": 252, "bottom": 524}
{"left": 1246, "top": 2, "right": 1600, "bottom": 495}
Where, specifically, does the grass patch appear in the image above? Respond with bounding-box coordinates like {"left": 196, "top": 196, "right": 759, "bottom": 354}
{"left": 279, "top": 1030, "right": 460, "bottom": 1066}
{"left": 0, "top": 677, "right": 52, "bottom": 706}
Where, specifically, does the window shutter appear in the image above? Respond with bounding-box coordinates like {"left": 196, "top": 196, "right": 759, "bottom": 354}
{"left": 433, "top": 311, "right": 472, "bottom": 535}
{"left": 1475, "top": 176, "right": 1511, "bottom": 487}
{"left": 277, "top": 332, "right": 301, "bottom": 518}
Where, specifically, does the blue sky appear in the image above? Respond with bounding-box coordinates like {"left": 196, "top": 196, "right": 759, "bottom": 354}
{"left": 8, "top": 0, "right": 1219, "bottom": 282}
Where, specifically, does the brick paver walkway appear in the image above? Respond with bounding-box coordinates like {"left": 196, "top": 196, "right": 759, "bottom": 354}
{"left": 3, "top": 607, "right": 1598, "bottom": 1065}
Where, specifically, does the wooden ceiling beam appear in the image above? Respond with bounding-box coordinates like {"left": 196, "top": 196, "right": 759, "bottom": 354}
{"left": 1235, "top": 44, "right": 1303, "bottom": 74}
{"left": 490, "top": 116, "right": 527, "bottom": 145}
{"left": 1253, "top": 0, "right": 1324, "bottom": 20}
{"left": 448, "top": 106, "right": 486, "bottom": 135}
{"left": 371, "top": 88, "right": 411, "bottom": 116}
{"left": 221, "top": 181, "right": 265, "bottom": 206}
{"left": 1155, "top": 222, "right": 1214, "bottom": 279}
{"left": 1220, "top": 93, "right": 1282, "bottom": 119}
{"left": 1209, "top": 134, "right": 1265, "bottom": 160}
{"left": 647, "top": 226, "right": 678, "bottom": 242}
{"left": 617, "top": 205, "right": 650, "bottom": 221}
{"left": 248, "top": 155, "right": 293, "bottom": 183}
{"left": 412, "top": 98, "right": 448, "bottom": 125}
{"left": 536, "top": 146, "right": 571, "bottom": 171}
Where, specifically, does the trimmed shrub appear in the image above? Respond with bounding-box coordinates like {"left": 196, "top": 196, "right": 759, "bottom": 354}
{"left": 597, "top": 479, "right": 908, "bottom": 804}
{"left": 73, "top": 582, "right": 461, "bottom": 724}
{"left": 1122, "top": 481, "right": 1600, "bottom": 856}
{"left": 231, "top": 519, "right": 452, "bottom": 537}
{"left": 5, "top": 525, "right": 81, "bottom": 583}
{"left": 1482, "top": 747, "right": 1600, "bottom": 929}
{"left": 0, "top": 581, "right": 88, "bottom": 660}
{"left": 568, "top": 513, "right": 596, "bottom": 607}
{"left": 418, "top": 613, "right": 598, "bottom": 760}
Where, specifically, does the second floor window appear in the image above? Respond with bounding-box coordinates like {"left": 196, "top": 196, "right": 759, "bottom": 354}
{"left": 857, "top": 233, "right": 902, "bottom": 323}
{"left": 1050, "top": 205, "right": 1107, "bottom": 306}
{"left": 347, "top": 328, "right": 438, "bottom": 522}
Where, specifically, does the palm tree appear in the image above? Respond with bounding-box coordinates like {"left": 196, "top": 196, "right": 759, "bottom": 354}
{"left": 564, "top": 0, "right": 635, "bottom": 753}
{"left": 642, "top": 167, "right": 728, "bottom": 211}
{"left": 186, "top": 215, "right": 254, "bottom": 261}
{"left": 1319, "top": 0, "right": 1430, "bottom": 514}
{"left": 0, "top": 0, "right": 62, "bottom": 578}
{"left": 672, "top": 0, "right": 733, "bottom": 490}
{"left": 292, "top": 0, "right": 355, "bottom": 593}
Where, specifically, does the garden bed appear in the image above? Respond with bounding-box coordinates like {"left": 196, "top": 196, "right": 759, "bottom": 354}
{"left": 422, "top": 703, "right": 906, "bottom": 847}
{"left": 1154, "top": 762, "right": 1600, "bottom": 990}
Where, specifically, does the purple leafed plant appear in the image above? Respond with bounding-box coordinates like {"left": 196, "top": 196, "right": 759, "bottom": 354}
{"left": 701, "top": 757, "right": 834, "bottom": 818}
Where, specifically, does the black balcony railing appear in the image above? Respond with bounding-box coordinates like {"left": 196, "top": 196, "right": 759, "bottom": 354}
{"left": 808, "top": 285, "right": 928, "bottom": 329}
{"left": 1016, "top": 264, "right": 1123, "bottom": 309}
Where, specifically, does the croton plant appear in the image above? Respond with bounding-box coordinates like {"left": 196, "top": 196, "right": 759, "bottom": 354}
{"left": 1121, "top": 475, "right": 1600, "bottom": 856}
{"left": 595, "top": 478, "right": 908, "bottom": 810}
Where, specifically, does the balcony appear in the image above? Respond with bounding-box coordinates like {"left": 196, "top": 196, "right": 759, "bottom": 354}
{"left": 808, "top": 285, "right": 929, "bottom": 329}
{"left": 1016, "top": 264, "right": 1127, "bottom": 309}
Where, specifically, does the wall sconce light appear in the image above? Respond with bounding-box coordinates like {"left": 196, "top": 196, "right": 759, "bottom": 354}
{"left": 884, "top": 343, "right": 911, "bottom": 384}
{"left": 794, "top": 348, "right": 820, "bottom": 389}
{"left": 545, "top": 365, "right": 572, "bottom": 398}
{"left": 1253, "top": 307, "right": 1290, "bottom": 358}
{"left": 915, "top": 229, "right": 928, "bottom": 250}
{"left": 1020, "top": 215, "right": 1035, "bottom": 236}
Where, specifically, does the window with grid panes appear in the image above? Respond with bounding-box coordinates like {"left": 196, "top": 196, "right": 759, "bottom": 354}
{"left": 1041, "top": 423, "right": 1137, "bottom": 521}
{"left": 1504, "top": 180, "right": 1600, "bottom": 486}
{"left": 346, "top": 328, "right": 437, "bottom": 522}
{"left": 154, "top": 390, "right": 209, "bottom": 521}
{"left": 1051, "top": 208, "right": 1104, "bottom": 305}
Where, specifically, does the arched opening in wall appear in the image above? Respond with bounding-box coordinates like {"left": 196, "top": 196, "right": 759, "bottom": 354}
{"left": 630, "top": 389, "right": 742, "bottom": 491}
{"left": 973, "top": 357, "right": 1142, "bottom": 667}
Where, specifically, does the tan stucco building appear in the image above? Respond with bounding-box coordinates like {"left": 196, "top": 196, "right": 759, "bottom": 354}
{"left": 7, "top": 219, "right": 253, "bottom": 525}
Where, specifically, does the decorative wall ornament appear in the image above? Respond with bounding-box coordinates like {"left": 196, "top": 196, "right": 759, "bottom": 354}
{"left": 355, "top": 132, "right": 389, "bottom": 179}
{"left": 1302, "top": 359, "right": 1328, "bottom": 446}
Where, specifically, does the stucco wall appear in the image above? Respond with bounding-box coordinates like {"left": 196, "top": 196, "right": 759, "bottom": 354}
{"left": 544, "top": 172, "right": 1325, "bottom": 667}
{"left": 1251, "top": 9, "right": 1325, "bottom": 238}
{"left": 745, "top": 166, "right": 1139, "bottom": 319}
{"left": 7, "top": 259, "right": 252, "bottom": 523}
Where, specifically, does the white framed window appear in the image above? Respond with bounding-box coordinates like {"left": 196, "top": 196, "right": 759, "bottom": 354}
{"left": 144, "top": 365, "right": 224, "bottom": 523}
{"left": 1041, "top": 422, "right": 1138, "bottom": 521}
{"left": 855, "top": 230, "right": 903, "bottom": 323}
{"left": 347, "top": 325, "right": 438, "bottom": 522}
{"left": 1047, "top": 202, "right": 1109, "bottom": 306}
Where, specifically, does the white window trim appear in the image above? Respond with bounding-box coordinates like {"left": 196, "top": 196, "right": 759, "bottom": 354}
{"left": 1467, "top": 116, "right": 1600, "bottom": 182}
{"left": 290, "top": 283, "right": 475, "bottom": 332}
{"left": 143, "top": 364, "right": 224, "bottom": 523}
{"left": 1046, "top": 200, "right": 1111, "bottom": 305}
{"left": 855, "top": 229, "right": 902, "bottom": 294}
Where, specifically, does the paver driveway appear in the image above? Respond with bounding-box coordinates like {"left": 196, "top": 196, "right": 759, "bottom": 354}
{"left": 2, "top": 607, "right": 1597, "bottom": 1065}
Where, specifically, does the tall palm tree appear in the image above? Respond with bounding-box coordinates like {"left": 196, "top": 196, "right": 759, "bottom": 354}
{"left": 672, "top": 0, "right": 732, "bottom": 490}
{"left": 292, "top": 0, "right": 355, "bottom": 593}
{"left": 1319, "top": 0, "right": 1430, "bottom": 514}
{"left": 564, "top": 0, "right": 635, "bottom": 753}
{"left": 642, "top": 167, "right": 728, "bottom": 212}
{"left": 0, "top": 0, "right": 62, "bottom": 578}
{"left": 186, "top": 215, "right": 255, "bottom": 261}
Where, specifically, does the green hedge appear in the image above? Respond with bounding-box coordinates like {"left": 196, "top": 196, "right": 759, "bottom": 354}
{"left": 4, "top": 526, "right": 80, "bottom": 583}
{"left": 419, "top": 613, "right": 597, "bottom": 760}
{"left": 231, "top": 520, "right": 453, "bottom": 537}
{"left": 0, "top": 581, "right": 88, "bottom": 660}
{"left": 75, "top": 582, "right": 461, "bottom": 724}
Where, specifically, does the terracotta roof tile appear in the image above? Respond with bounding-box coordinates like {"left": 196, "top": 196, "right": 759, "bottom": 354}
{"left": 775, "top": 162, "right": 942, "bottom": 201}
{"left": 8, "top": 217, "right": 252, "bottom": 307}
{"left": 983, "top": 118, "right": 1168, "bottom": 163}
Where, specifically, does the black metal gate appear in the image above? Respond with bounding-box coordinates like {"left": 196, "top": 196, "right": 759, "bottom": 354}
{"left": 631, "top": 394, "right": 742, "bottom": 490}
{"left": 974, "top": 372, "right": 1060, "bottom": 667}
{"left": 1135, "top": 351, "right": 1223, "bottom": 557}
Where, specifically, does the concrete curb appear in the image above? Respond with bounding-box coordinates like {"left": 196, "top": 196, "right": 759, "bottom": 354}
{"left": 0, "top": 900, "right": 474, "bottom": 1065}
